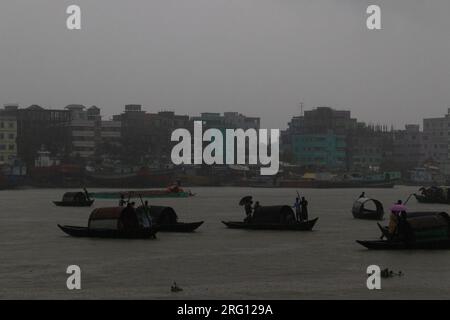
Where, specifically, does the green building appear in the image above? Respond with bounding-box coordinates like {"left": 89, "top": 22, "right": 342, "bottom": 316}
{"left": 292, "top": 133, "right": 346, "bottom": 169}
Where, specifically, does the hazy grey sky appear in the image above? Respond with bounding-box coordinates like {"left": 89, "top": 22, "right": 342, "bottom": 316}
{"left": 1, "top": 0, "right": 450, "bottom": 129}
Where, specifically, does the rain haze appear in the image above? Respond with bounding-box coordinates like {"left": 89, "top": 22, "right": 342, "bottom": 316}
{"left": 0, "top": 0, "right": 450, "bottom": 128}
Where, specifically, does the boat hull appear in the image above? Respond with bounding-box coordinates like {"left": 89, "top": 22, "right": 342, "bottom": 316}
{"left": 157, "top": 221, "right": 204, "bottom": 232}
{"left": 356, "top": 239, "right": 450, "bottom": 250}
{"left": 352, "top": 211, "right": 384, "bottom": 220}
{"left": 58, "top": 225, "right": 158, "bottom": 239}
{"left": 53, "top": 200, "right": 94, "bottom": 207}
{"left": 222, "top": 217, "right": 318, "bottom": 231}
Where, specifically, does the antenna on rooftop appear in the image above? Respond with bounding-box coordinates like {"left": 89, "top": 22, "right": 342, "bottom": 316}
{"left": 298, "top": 101, "right": 304, "bottom": 116}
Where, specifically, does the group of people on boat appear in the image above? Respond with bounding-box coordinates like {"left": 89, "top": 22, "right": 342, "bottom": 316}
{"left": 241, "top": 194, "right": 309, "bottom": 223}
{"left": 293, "top": 196, "right": 309, "bottom": 222}
{"left": 118, "top": 194, "right": 154, "bottom": 231}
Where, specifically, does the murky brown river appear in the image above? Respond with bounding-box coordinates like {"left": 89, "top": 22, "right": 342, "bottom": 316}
{"left": 1, "top": 186, "right": 449, "bottom": 299}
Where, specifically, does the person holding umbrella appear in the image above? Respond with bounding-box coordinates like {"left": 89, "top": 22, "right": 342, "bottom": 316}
{"left": 388, "top": 200, "right": 407, "bottom": 236}
{"left": 239, "top": 196, "right": 253, "bottom": 223}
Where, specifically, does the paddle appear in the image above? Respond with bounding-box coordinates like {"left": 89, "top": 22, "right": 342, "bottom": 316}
{"left": 404, "top": 193, "right": 414, "bottom": 205}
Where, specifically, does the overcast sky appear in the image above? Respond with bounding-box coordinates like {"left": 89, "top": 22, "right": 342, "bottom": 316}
{"left": 1, "top": 0, "right": 450, "bottom": 129}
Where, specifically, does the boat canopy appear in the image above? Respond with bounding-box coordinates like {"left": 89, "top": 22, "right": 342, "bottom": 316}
{"left": 147, "top": 206, "right": 178, "bottom": 224}
{"left": 62, "top": 192, "right": 88, "bottom": 202}
{"left": 352, "top": 197, "right": 384, "bottom": 216}
{"left": 252, "top": 205, "right": 295, "bottom": 224}
{"left": 405, "top": 213, "right": 450, "bottom": 241}
{"left": 88, "top": 206, "right": 147, "bottom": 230}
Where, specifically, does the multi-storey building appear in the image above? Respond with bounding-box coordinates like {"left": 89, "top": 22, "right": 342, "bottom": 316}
{"left": 0, "top": 113, "right": 17, "bottom": 164}
{"left": 292, "top": 132, "right": 346, "bottom": 169}
{"left": 114, "top": 105, "right": 191, "bottom": 164}
{"left": 392, "top": 124, "right": 425, "bottom": 169}
{"left": 66, "top": 105, "right": 122, "bottom": 159}
{"left": 0, "top": 104, "right": 71, "bottom": 166}
{"left": 423, "top": 113, "right": 450, "bottom": 164}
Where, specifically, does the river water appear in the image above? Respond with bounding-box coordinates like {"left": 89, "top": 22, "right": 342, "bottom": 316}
{"left": 1, "top": 186, "right": 449, "bottom": 299}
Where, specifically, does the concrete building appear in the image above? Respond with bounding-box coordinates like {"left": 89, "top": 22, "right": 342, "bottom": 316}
{"left": 0, "top": 104, "right": 71, "bottom": 166}
{"left": 423, "top": 113, "right": 449, "bottom": 164}
{"left": 192, "top": 112, "right": 261, "bottom": 164}
{"left": 347, "top": 125, "right": 392, "bottom": 172}
{"left": 292, "top": 133, "right": 346, "bottom": 169}
{"left": 0, "top": 113, "right": 17, "bottom": 164}
{"left": 114, "top": 105, "right": 191, "bottom": 164}
{"left": 66, "top": 105, "right": 122, "bottom": 159}
{"left": 392, "top": 124, "right": 425, "bottom": 169}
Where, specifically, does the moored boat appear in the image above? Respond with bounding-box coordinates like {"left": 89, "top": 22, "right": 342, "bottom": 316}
{"left": 58, "top": 206, "right": 158, "bottom": 239}
{"left": 89, "top": 188, "right": 194, "bottom": 200}
{"left": 223, "top": 205, "right": 318, "bottom": 231}
{"left": 352, "top": 197, "right": 384, "bottom": 220}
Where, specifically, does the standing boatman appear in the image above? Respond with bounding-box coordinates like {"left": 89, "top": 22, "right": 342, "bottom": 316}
{"left": 293, "top": 197, "right": 302, "bottom": 222}
{"left": 300, "top": 197, "right": 309, "bottom": 221}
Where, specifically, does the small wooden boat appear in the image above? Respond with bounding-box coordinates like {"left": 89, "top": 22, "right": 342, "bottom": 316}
{"left": 144, "top": 206, "right": 203, "bottom": 232}
{"left": 58, "top": 206, "right": 158, "bottom": 239}
{"left": 352, "top": 197, "right": 384, "bottom": 220}
{"left": 157, "top": 221, "right": 204, "bottom": 232}
{"left": 58, "top": 225, "right": 157, "bottom": 239}
{"left": 222, "top": 218, "right": 318, "bottom": 231}
{"left": 358, "top": 211, "right": 450, "bottom": 250}
{"left": 89, "top": 188, "right": 194, "bottom": 200}
{"left": 53, "top": 191, "right": 94, "bottom": 207}
{"left": 413, "top": 194, "right": 450, "bottom": 204}
{"left": 356, "top": 239, "right": 450, "bottom": 250}
{"left": 223, "top": 205, "right": 318, "bottom": 231}
{"left": 53, "top": 199, "right": 94, "bottom": 207}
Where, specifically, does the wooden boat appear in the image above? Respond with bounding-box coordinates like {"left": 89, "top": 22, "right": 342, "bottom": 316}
{"left": 143, "top": 206, "right": 203, "bottom": 232}
{"left": 89, "top": 189, "right": 194, "bottom": 199}
{"left": 413, "top": 194, "right": 450, "bottom": 204}
{"left": 413, "top": 186, "right": 450, "bottom": 204}
{"left": 223, "top": 205, "right": 318, "bottom": 231}
{"left": 53, "top": 200, "right": 94, "bottom": 207}
{"left": 358, "top": 211, "right": 450, "bottom": 250}
{"left": 53, "top": 191, "right": 94, "bottom": 207}
{"left": 352, "top": 197, "right": 384, "bottom": 220}
{"left": 356, "top": 239, "right": 450, "bottom": 250}
{"left": 58, "top": 206, "right": 158, "bottom": 239}
{"left": 222, "top": 218, "right": 318, "bottom": 231}
{"left": 58, "top": 224, "right": 157, "bottom": 239}
{"left": 157, "top": 221, "right": 204, "bottom": 232}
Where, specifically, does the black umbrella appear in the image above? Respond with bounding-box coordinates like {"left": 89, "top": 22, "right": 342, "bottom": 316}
{"left": 239, "top": 196, "right": 253, "bottom": 206}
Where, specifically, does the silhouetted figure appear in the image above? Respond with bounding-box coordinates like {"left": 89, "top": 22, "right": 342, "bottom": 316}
{"left": 119, "top": 194, "right": 126, "bottom": 207}
{"left": 359, "top": 192, "right": 365, "bottom": 199}
{"left": 244, "top": 201, "right": 253, "bottom": 223}
{"left": 171, "top": 281, "right": 183, "bottom": 292}
{"left": 293, "top": 197, "right": 302, "bottom": 222}
{"left": 253, "top": 201, "right": 261, "bottom": 214}
{"left": 300, "top": 197, "right": 308, "bottom": 221}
